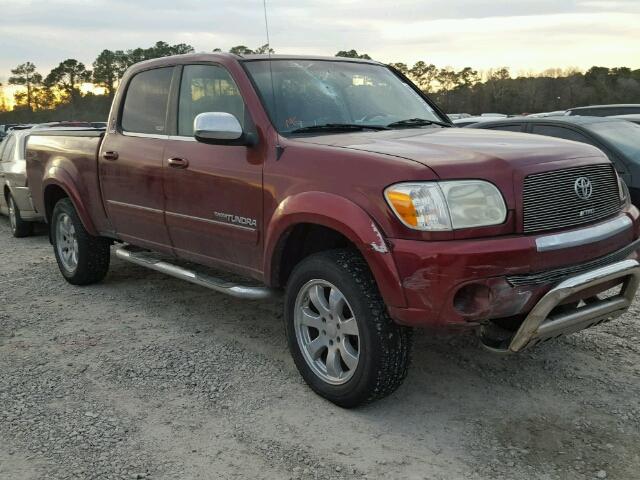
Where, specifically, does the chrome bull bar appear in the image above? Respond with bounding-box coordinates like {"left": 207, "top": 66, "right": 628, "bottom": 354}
{"left": 508, "top": 259, "right": 640, "bottom": 352}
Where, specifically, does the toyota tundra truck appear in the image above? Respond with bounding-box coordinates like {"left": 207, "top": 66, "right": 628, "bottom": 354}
{"left": 25, "top": 54, "right": 640, "bottom": 407}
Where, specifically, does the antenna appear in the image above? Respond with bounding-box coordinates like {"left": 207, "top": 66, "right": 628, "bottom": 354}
{"left": 262, "top": 0, "right": 284, "bottom": 159}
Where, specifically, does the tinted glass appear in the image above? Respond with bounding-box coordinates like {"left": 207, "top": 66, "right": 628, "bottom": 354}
{"left": 245, "top": 60, "right": 443, "bottom": 133}
{"left": 488, "top": 124, "right": 522, "bottom": 132}
{"left": 588, "top": 121, "right": 640, "bottom": 162}
{"left": 1, "top": 135, "right": 15, "bottom": 162}
{"left": 121, "top": 67, "right": 173, "bottom": 134}
{"left": 530, "top": 125, "right": 593, "bottom": 144}
{"left": 178, "top": 64, "right": 245, "bottom": 136}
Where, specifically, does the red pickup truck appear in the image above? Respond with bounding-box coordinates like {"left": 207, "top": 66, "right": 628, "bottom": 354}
{"left": 26, "top": 54, "right": 640, "bottom": 407}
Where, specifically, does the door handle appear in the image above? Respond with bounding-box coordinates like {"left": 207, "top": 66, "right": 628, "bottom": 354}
{"left": 167, "top": 157, "right": 189, "bottom": 169}
{"left": 102, "top": 151, "right": 119, "bottom": 161}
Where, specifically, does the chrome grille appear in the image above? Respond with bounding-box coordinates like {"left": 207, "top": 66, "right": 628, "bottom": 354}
{"left": 523, "top": 164, "right": 621, "bottom": 233}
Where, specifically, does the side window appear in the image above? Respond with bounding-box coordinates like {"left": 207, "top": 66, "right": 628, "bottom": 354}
{"left": 530, "top": 125, "right": 592, "bottom": 145}
{"left": 178, "top": 64, "right": 246, "bottom": 137}
{"left": 1, "top": 136, "right": 16, "bottom": 162}
{"left": 489, "top": 124, "right": 522, "bottom": 132}
{"left": 121, "top": 67, "right": 173, "bottom": 135}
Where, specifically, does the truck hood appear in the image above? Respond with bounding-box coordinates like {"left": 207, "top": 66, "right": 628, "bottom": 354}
{"left": 293, "top": 127, "right": 607, "bottom": 179}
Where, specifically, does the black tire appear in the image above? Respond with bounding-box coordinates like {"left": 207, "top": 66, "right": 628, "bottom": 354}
{"left": 51, "top": 198, "right": 110, "bottom": 285}
{"left": 285, "top": 249, "right": 412, "bottom": 408}
{"left": 8, "top": 194, "right": 33, "bottom": 238}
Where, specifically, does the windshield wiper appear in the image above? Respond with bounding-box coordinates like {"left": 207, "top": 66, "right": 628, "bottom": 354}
{"left": 387, "top": 118, "right": 452, "bottom": 129}
{"left": 290, "top": 123, "right": 390, "bottom": 134}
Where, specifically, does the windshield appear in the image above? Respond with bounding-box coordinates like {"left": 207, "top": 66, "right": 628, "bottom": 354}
{"left": 243, "top": 59, "right": 444, "bottom": 134}
{"left": 589, "top": 121, "right": 640, "bottom": 162}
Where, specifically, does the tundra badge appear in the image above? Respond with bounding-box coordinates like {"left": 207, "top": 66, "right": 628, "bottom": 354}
{"left": 214, "top": 212, "right": 257, "bottom": 228}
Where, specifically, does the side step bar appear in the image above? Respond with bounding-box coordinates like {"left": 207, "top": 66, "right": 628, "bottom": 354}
{"left": 114, "top": 245, "right": 277, "bottom": 300}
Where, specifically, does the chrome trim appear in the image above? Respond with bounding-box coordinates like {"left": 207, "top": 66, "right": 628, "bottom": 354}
{"left": 535, "top": 216, "right": 632, "bottom": 252}
{"left": 107, "top": 199, "right": 163, "bottom": 214}
{"left": 121, "top": 131, "right": 169, "bottom": 140}
{"left": 115, "top": 245, "right": 275, "bottom": 300}
{"left": 508, "top": 259, "right": 640, "bottom": 352}
{"left": 165, "top": 211, "right": 256, "bottom": 232}
{"left": 167, "top": 135, "right": 196, "bottom": 142}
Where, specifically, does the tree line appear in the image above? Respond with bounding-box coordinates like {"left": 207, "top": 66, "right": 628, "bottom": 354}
{"left": 1, "top": 43, "right": 639, "bottom": 124}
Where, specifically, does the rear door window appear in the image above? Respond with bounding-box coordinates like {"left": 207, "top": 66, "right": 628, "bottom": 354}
{"left": 177, "top": 64, "right": 246, "bottom": 137}
{"left": 121, "top": 67, "right": 174, "bottom": 135}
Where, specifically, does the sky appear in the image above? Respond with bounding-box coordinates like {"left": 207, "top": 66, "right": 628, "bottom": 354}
{"left": 0, "top": 0, "right": 639, "bottom": 86}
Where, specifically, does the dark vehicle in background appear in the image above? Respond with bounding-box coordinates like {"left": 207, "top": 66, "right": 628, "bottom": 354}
{"left": 567, "top": 104, "right": 640, "bottom": 117}
{"left": 24, "top": 53, "right": 640, "bottom": 407}
{"left": 608, "top": 114, "right": 640, "bottom": 126}
{"left": 467, "top": 116, "right": 640, "bottom": 206}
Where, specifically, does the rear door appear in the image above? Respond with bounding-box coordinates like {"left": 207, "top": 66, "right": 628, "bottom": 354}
{"left": 0, "top": 134, "right": 16, "bottom": 213}
{"left": 99, "top": 66, "right": 175, "bottom": 252}
{"left": 162, "top": 63, "right": 263, "bottom": 276}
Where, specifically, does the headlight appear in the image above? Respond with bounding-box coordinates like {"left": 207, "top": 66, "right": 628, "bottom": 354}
{"left": 385, "top": 180, "right": 507, "bottom": 231}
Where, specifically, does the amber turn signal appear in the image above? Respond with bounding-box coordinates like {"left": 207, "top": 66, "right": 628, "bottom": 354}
{"left": 385, "top": 190, "right": 418, "bottom": 227}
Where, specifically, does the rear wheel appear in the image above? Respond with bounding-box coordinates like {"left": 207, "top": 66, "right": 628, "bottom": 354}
{"left": 51, "top": 198, "right": 110, "bottom": 285}
{"left": 285, "top": 249, "right": 412, "bottom": 408}
{"left": 8, "top": 194, "right": 33, "bottom": 238}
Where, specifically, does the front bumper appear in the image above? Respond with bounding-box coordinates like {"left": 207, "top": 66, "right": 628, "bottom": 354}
{"left": 387, "top": 211, "right": 640, "bottom": 328}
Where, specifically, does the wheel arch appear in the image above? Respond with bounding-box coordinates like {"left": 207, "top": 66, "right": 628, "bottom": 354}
{"left": 43, "top": 177, "right": 98, "bottom": 237}
{"left": 264, "top": 192, "right": 407, "bottom": 309}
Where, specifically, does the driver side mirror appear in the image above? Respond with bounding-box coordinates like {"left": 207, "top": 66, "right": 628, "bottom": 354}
{"left": 193, "top": 112, "right": 257, "bottom": 146}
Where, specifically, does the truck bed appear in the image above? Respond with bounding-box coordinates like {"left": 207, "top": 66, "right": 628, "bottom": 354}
{"left": 26, "top": 129, "right": 113, "bottom": 235}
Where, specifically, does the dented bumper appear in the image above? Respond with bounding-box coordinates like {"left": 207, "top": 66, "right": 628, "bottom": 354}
{"left": 386, "top": 212, "right": 640, "bottom": 328}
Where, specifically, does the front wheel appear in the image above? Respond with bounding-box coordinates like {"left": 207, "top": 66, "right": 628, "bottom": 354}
{"left": 285, "top": 249, "right": 412, "bottom": 408}
{"left": 51, "top": 198, "right": 111, "bottom": 285}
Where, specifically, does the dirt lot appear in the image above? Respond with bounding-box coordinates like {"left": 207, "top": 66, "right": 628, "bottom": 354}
{"left": 1, "top": 217, "right": 639, "bottom": 480}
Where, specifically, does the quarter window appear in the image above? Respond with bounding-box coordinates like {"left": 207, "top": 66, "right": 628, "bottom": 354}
{"left": 121, "top": 67, "right": 173, "bottom": 135}
{"left": 178, "top": 64, "right": 246, "bottom": 137}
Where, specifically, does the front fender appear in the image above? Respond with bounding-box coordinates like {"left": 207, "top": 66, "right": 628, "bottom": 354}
{"left": 42, "top": 168, "right": 98, "bottom": 236}
{"left": 264, "top": 191, "right": 406, "bottom": 308}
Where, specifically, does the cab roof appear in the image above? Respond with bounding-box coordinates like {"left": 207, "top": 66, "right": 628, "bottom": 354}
{"left": 128, "top": 52, "right": 382, "bottom": 71}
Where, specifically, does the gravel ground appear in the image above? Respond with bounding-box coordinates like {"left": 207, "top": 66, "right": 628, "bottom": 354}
{"left": 1, "top": 216, "right": 639, "bottom": 480}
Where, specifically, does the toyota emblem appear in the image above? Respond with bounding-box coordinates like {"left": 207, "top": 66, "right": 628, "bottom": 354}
{"left": 574, "top": 177, "right": 593, "bottom": 200}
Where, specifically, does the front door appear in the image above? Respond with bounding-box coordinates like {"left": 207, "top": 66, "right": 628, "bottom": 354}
{"left": 99, "top": 66, "right": 175, "bottom": 252}
{"left": 163, "top": 64, "right": 263, "bottom": 277}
